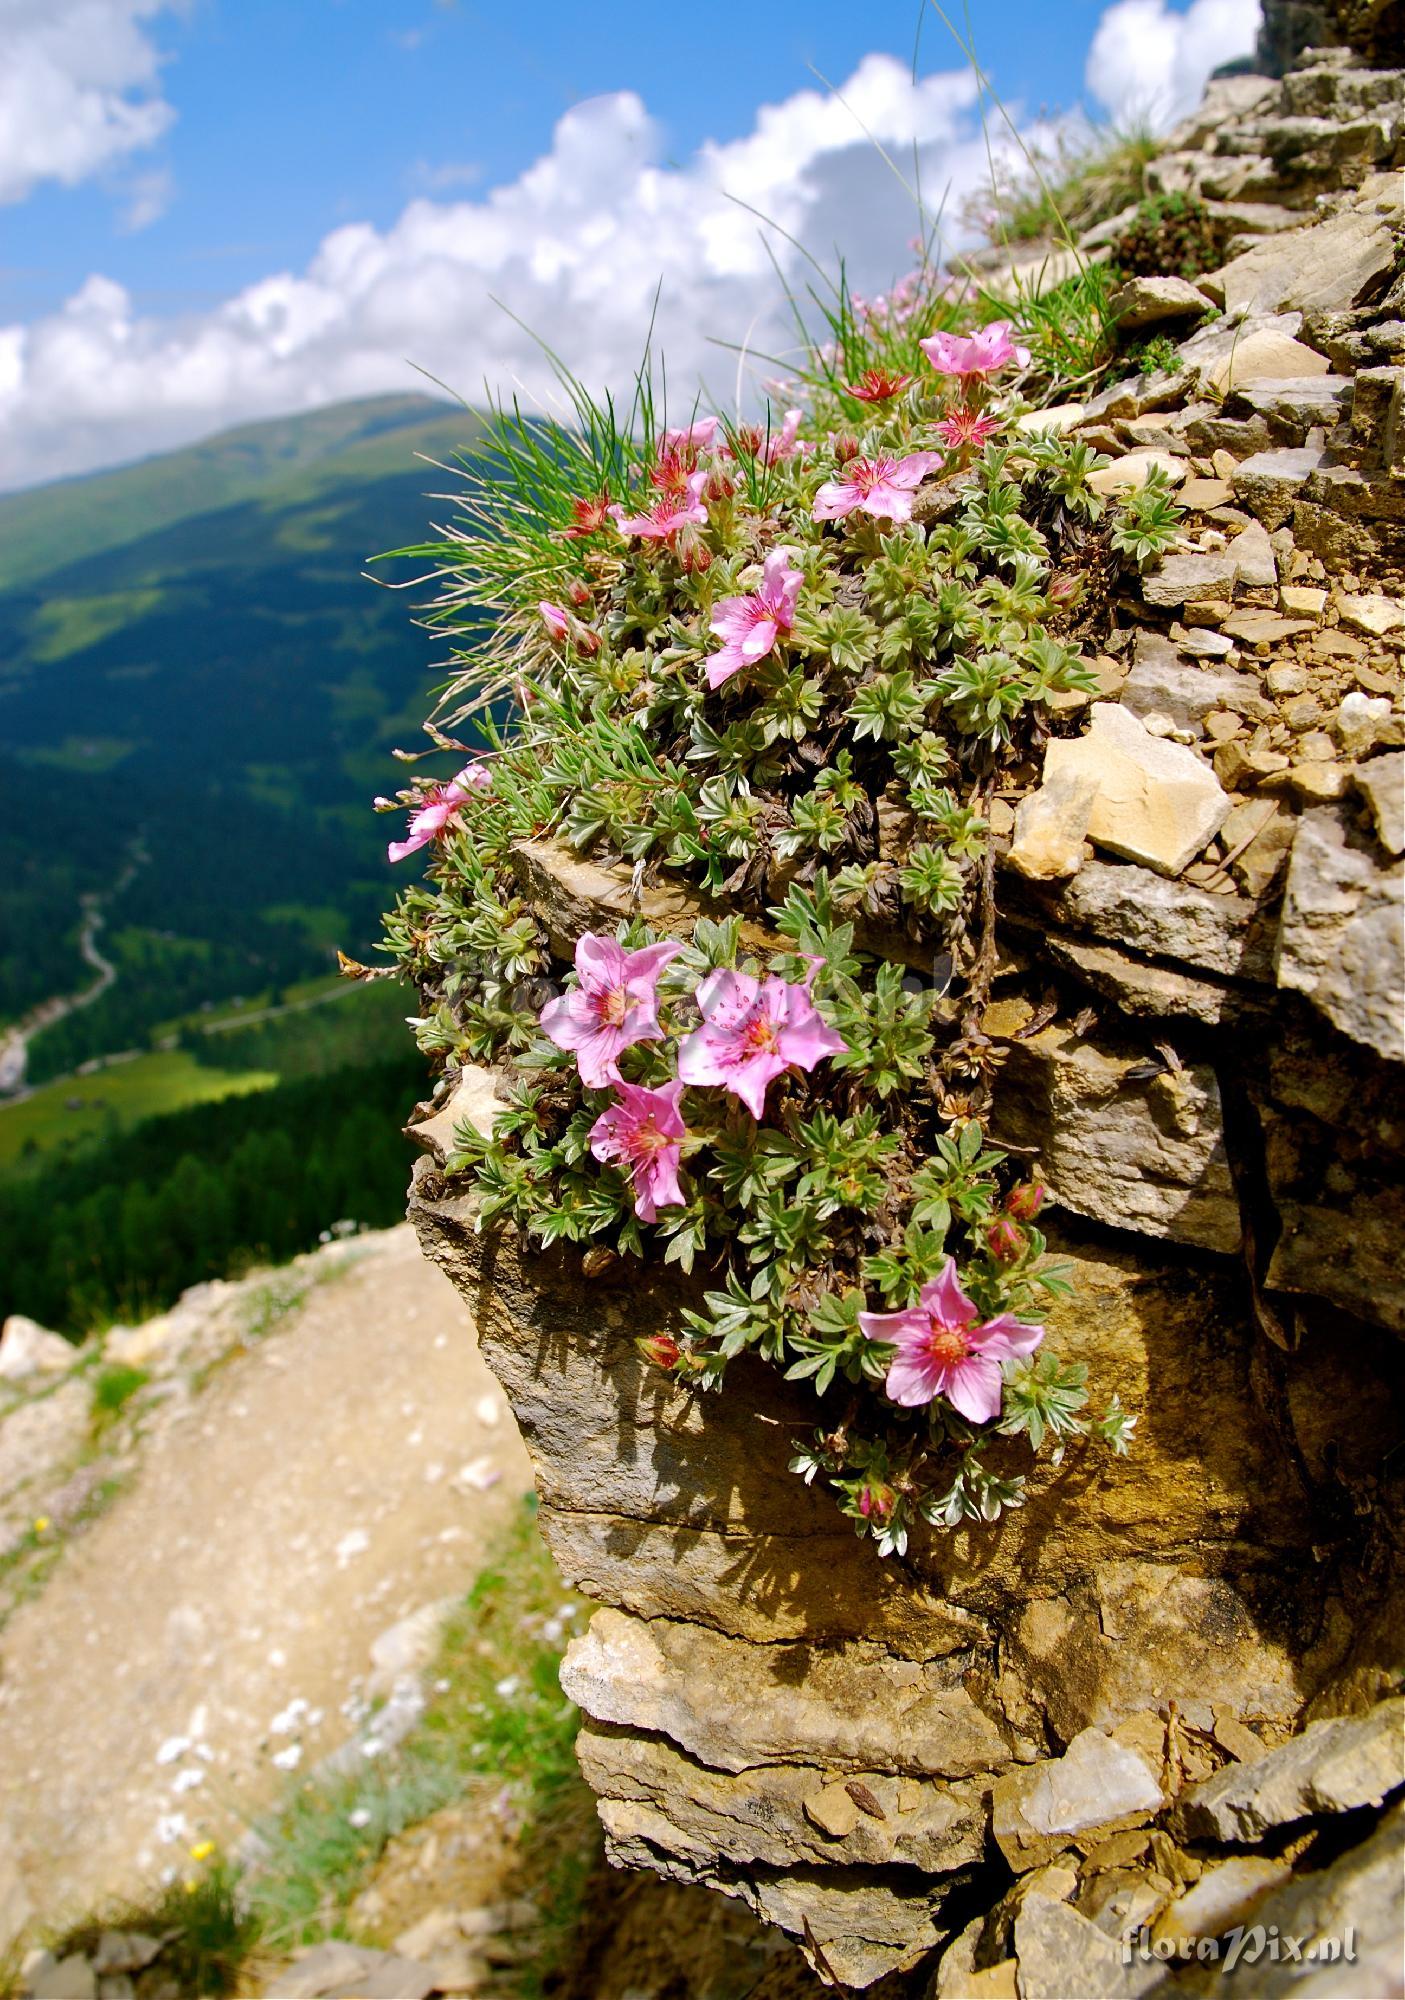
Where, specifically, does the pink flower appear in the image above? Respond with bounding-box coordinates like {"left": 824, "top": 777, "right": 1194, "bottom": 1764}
{"left": 759, "top": 408, "right": 805, "bottom": 464}
{"left": 662, "top": 417, "right": 719, "bottom": 450}
{"left": 539, "top": 932, "right": 681, "bottom": 1088}
{"left": 539, "top": 600, "right": 570, "bottom": 641}
{"left": 589, "top": 1079, "right": 688, "bottom": 1222}
{"left": 858, "top": 1261, "right": 1043, "bottom": 1421}
{"left": 677, "top": 968, "right": 846, "bottom": 1119}
{"left": 811, "top": 451, "right": 941, "bottom": 525}
{"left": 934, "top": 405, "right": 1000, "bottom": 452}
{"left": 842, "top": 368, "right": 913, "bottom": 404}
{"left": 919, "top": 320, "right": 1031, "bottom": 379}
{"left": 387, "top": 762, "right": 491, "bottom": 863}
{"left": 611, "top": 470, "right": 709, "bottom": 541}
{"left": 563, "top": 490, "right": 612, "bottom": 537}
{"left": 727, "top": 409, "right": 807, "bottom": 465}
{"left": 706, "top": 547, "right": 803, "bottom": 690}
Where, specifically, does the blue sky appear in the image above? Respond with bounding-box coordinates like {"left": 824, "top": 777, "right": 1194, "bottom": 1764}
{"left": 5, "top": 1, "right": 1118, "bottom": 322}
{"left": 0, "top": 0, "right": 1260, "bottom": 490}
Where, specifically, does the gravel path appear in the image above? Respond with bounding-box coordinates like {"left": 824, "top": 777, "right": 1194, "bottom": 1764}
{"left": 0, "top": 1225, "right": 533, "bottom": 1926}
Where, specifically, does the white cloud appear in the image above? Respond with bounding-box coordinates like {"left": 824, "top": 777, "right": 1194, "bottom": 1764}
{"left": 117, "top": 163, "right": 173, "bottom": 231}
{"left": 0, "top": 0, "right": 176, "bottom": 207}
{"left": 0, "top": 0, "right": 1265, "bottom": 494}
{"left": 0, "top": 53, "right": 1001, "bottom": 490}
{"left": 1085, "top": 0, "right": 1262, "bottom": 128}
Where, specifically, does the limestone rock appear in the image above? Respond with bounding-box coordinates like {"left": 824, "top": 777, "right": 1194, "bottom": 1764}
{"left": 1173, "top": 1696, "right": 1405, "bottom": 1843}
{"left": 580, "top": 1724, "right": 988, "bottom": 1874}
{"left": 987, "top": 1013, "right": 1241, "bottom": 1253}
{"left": 1012, "top": 1895, "right": 1162, "bottom": 2000}
{"left": 1259, "top": 1046, "right": 1405, "bottom": 1336}
{"left": 1225, "top": 520, "right": 1279, "bottom": 588}
{"left": 1153, "top": 1856, "right": 1290, "bottom": 1944}
{"left": 1220, "top": 607, "right": 1316, "bottom": 645}
{"left": 1016, "top": 404, "right": 1085, "bottom": 435}
{"left": 411, "top": 1137, "right": 1342, "bottom": 1755}
{"left": 747, "top": 1869, "right": 948, "bottom": 1988}
{"left": 275, "top": 1943, "right": 439, "bottom": 1999}
{"left": 1008, "top": 1565, "right": 1310, "bottom": 1747}
{"left": 1336, "top": 591, "right": 1405, "bottom": 638}
{"left": 803, "top": 1781, "right": 862, "bottom": 1840}
{"left": 561, "top": 1609, "right": 1011, "bottom": 1779}
{"left": 1356, "top": 752, "right": 1405, "bottom": 856}
{"left": 1121, "top": 632, "right": 1269, "bottom": 734}
{"left": 1087, "top": 452, "right": 1187, "bottom": 496}
{"left": 26, "top": 1957, "right": 95, "bottom": 2000}
{"left": 1040, "top": 932, "right": 1261, "bottom": 1026}
{"left": 511, "top": 837, "right": 777, "bottom": 961}
{"left": 407, "top": 1066, "right": 506, "bottom": 1165}
{"left": 1178, "top": 475, "right": 1233, "bottom": 509}
{"left": 1276, "top": 805, "right": 1405, "bottom": 1062}
{"left": 0, "top": 1317, "right": 78, "bottom": 1382}
{"left": 1042, "top": 704, "right": 1230, "bottom": 877}
{"left": 1229, "top": 377, "right": 1353, "bottom": 436}
{"left": 1141, "top": 550, "right": 1240, "bottom": 609}
{"left": 1183, "top": 1798, "right": 1405, "bottom": 1997}
{"left": 993, "top": 1728, "right": 1164, "bottom": 1871}
{"left": 1003, "top": 858, "right": 1275, "bottom": 981}
{"left": 1201, "top": 327, "right": 1330, "bottom": 397}
{"left": 1109, "top": 276, "right": 1212, "bottom": 329}
{"left": 1221, "top": 798, "right": 1298, "bottom": 900}
{"left": 1207, "top": 209, "right": 1399, "bottom": 317}
{"left": 1005, "top": 770, "right": 1098, "bottom": 881}
{"left": 1233, "top": 447, "right": 1329, "bottom": 529}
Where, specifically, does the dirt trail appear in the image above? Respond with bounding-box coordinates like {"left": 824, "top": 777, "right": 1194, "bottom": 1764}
{"left": 0, "top": 1225, "right": 533, "bottom": 1925}
{"left": 0, "top": 843, "right": 145, "bottom": 1096}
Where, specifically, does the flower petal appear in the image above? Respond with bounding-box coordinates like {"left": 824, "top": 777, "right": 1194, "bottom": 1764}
{"left": 943, "top": 1355, "right": 1005, "bottom": 1425}
{"left": 885, "top": 1352, "right": 943, "bottom": 1407}
{"left": 922, "top": 1258, "right": 978, "bottom": 1330}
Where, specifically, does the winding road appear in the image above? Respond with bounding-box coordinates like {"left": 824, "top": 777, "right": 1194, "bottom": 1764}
{"left": 0, "top": 845, "right": 145, "bottom": 1098}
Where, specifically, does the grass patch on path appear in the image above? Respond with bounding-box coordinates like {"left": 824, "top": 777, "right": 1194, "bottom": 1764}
{"left": 248, "top": 1495, "right": 595, "bottom": 1992}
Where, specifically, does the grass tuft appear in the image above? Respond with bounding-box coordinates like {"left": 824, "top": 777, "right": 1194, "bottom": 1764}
{"left": 89, "top": 1362, "right": 150, "bottom": 1429}
{"left": 245, "top": 1496, "right": 594, "bottom": 1994}
{"left": 48, "top": 1862, "right": 258, "bottom": 1999}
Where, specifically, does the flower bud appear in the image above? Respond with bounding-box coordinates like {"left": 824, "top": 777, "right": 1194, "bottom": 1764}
{"left": 671, "top": 524, "right": 712, "bottom": 574}
{"left": 636, "top": 1333, "right": 681, "bottom": 1371}
{"left": 832, "top": 433, "right": 860, "bottom": 464}
{"left": 986, "top": 1216, "right": 1026, "bottom": 1264}
{"left": 858, "top": 1480, "right": 895, "bottom": 1522}
{"left": 1005, "top": 1180, "right": 1046, "bottom": 1222}
{"left": 569, "top": 581, "right": 593, "bottom": 609}
{"left": 703, "top": 468, "right": 736, "bottom": 504}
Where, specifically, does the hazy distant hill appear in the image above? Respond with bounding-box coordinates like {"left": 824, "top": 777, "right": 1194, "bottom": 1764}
{"left": 0, "top": 393, "right": 485, "bottom": 1067}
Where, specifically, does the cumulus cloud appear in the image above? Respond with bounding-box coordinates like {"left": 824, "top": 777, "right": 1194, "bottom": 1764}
{"left": 0, "top": 0, "right": 1265, "bottom": 493}
{"left": 1086, "top": 0, "right": 1262, "bottom": 128}
{"left": 0, "top": 53, "right": 1003, "bottom": 490}
{"left": 0, "top": 0, "right": 176, "bottom": 207}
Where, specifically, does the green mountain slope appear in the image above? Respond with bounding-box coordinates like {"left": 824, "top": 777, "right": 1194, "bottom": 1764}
{"left": 0, "top": 393, "right": 485, "bottom": 1065}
